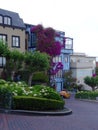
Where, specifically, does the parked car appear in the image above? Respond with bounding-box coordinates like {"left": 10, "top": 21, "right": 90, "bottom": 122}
{"left": 60, "top": 90, "right": 70, "bottom": 99}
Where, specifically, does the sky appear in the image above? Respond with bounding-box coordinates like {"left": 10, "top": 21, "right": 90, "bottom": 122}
{"left": 0, "top": 0, "right": 98, "bottom": 58}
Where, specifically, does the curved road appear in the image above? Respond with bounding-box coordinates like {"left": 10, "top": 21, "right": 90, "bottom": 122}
{"left": 0, "top": 94, "right": 98, "bottom": 130}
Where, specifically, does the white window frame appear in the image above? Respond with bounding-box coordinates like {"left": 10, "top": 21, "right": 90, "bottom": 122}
{"left": 12, "top": 36, "right": 20, "bottom": 47}
{"left": 0, "top": 57, "right": 6, "bottom": 68}
{"left": 0, "top": 34, "right": 7, "bottom": 44}
{"left": 4, "top": 16, "right": 11, "bottom": 25}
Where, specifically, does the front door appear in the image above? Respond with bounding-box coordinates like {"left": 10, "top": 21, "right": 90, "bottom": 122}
{"left": 56, "top": 82, "right": 63, "bottom": 92}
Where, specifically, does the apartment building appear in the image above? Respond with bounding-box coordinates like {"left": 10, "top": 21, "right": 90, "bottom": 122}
{"left": 0, "top": 8, "right": 26, "bottom": 52}
{"left": 0, "top": 8, "right": 26, "bottom": 74}
{"left": 70, "top": 53, "right": 96, "bottom": 84}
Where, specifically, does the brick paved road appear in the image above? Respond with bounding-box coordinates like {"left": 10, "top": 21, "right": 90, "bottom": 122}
{"left": 0, "top": 94, "right": 98, "bottom": 130}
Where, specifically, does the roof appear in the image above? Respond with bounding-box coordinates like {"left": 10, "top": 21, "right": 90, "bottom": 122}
{"left": 0, "top": 8, "right": 26, "bottom": 29}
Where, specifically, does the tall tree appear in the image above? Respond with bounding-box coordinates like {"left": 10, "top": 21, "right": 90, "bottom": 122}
{"left": 6, "top": 50, "right": 24, "bottom": 80}
{"left": 0, "top": 41, "right": 24, "bottom": 80}
{"left": 24, "top": 51, "right": 50, "bottom": 86}
{"left": 84, "top": 76, "right": 98, "bottom": 91}
{"left": 63, "top": 70, "right": 76, "bottom": 89}
{"left": 0, "top": 41, "right": 11, "bottom": 60}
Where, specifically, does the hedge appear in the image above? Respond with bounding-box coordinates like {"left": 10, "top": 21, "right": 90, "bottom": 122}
{"left": 12, "top": 96, "right": 65, "bottom": 111}
{"left": 75, "top": 91, "right": 98, "bottom": 100}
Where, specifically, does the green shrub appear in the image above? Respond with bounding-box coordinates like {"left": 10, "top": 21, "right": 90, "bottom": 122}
{"left": 31, "top": 85, "right": 62, "bottom": 100}
{"left": 32, "top": 71, "right": 49, "bottom": 83}
{"left": 75, "top": 91, "right": 98, "bottom": 100}
{"left": 12, "top": 96, "right": 65, "bottom": 111}
{"left": 19, "top": 71, "right": 49, "bottom": 85}
{"left": 0, "top": 79, "right": 64, "bottom": 110}
{"left": 0, "top": 79, "right": 6, "bottom": 84}
{"left": 0, "top": 85, "right": 12, "bottom": 109}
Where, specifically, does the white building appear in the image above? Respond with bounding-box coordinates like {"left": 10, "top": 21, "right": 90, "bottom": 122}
{"left": 70, "top": 53, "right": 96, "bottom": 84}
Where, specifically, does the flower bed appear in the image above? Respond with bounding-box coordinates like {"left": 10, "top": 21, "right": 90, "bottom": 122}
{"left": 0, "top": 79, "right": 65, "bottom": 110}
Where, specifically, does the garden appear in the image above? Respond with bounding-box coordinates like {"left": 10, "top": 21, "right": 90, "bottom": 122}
{"left": 0, "top": 25, "right": 66, "bottom": 112}
{"left": 0, "top": 79, "right": 65, "bottom": 111}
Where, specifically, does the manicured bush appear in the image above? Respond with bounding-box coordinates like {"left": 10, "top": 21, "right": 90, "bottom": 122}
{"left": 75, "top": 91, "right": 98, "bottom": 100}
{"left": 12, "top": 96, "right": 65, "bottom": 111}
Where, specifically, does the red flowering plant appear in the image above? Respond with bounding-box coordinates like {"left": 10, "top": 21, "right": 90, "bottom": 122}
{"left": 31, "top": 24, "right": 63, "bottom": 75}
{"left": 30, "top": 24, "right": 43, "bottom": 33}
{"left": 92, "top": 73, "right": 96, "bottom": 77}
{"left": 50, "top": 62, "right": 63, "bottom": 75}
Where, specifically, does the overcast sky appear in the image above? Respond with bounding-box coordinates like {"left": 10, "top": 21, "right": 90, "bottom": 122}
{"left": 0, "top": 0, "right": 98, "bottom": 58}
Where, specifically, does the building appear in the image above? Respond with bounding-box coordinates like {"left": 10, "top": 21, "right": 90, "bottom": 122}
{"left": 25, "top": 23, "right": 36, "bottom": 52}
{"left": 0, "top": 8, "right": 26, "bottom": 52}
{"left": 25, "top": 24, "right": 73, "bottom": 91}
{"left": 0, "top": 8, "right": 26, "bottom": 74}
{"left": 70, "top": 53, "right": 96, "bottom": 84}
{"left": 52, "top": 36, "right": 73, "bottom": 91}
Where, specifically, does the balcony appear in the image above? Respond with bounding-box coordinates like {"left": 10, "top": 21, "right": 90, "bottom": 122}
{"left": 65, "top": 37, "right": 73, "bottom": 50}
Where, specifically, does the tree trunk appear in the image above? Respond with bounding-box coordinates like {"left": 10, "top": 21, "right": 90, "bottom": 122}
{"left": 28, "top": 73, "right": 33, "bottom": 86}
{"left": 92, "top": 86, "right": 95, "bottom": 91}
{"left": 11, "top": 71, "right": 15, "bottom": 81}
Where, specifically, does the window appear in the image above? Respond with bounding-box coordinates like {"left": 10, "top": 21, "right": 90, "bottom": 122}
{"left": 0, "top": 34, "right": 7, "bottom": 44}
{"left": 4, "top": 16, "right": 11, "bottom": 25}
{"left": 31, "top": 33, "right": 37, "bottom": 47}
{"left": 0, "top": 15, "right": 3, "bottom": 24}
{"left": 65, "top": 37, "right": 73, "bottom": 49}
{"left": 65, "top": 56, "right": 68, "bottom": 62}
{"left": 53, "top": 56, "right": 62, "bottom": 63}
{"left": 12, "top": 36, "right": 20, "bottom": 47}
{"left": 0, "top": 57, "right": 6, "bottom": 67}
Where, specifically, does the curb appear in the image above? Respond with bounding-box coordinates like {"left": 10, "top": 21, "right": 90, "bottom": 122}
{"left": 0, "top": 107, "right": 72, "bottom": 116}
{"left": 76, "top": 99, "right": 98, "bottom": 103}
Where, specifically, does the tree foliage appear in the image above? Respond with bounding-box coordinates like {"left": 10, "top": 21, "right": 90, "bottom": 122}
{"left": 24, "top": 51, "right": 50, "bottom": 72}
{"left": 24, "top": 51, "right": 50, "bottom": 86}
{"left": 5, "top": 50, "right": 24, "bottom": 79}
{"left": 0, "top": 42, "right": 50, "bottom": 83}
{"left": 63, "top": 70, "right": 76, "bottom": 89}
{"left": 84, "top": 76, "right": 98, "bottom": 91}
{"left": 96, "top": 67, "right": 98, "bottom": 76}
{"left": 0, "top": 41, "right": 10, "bottom": 58}
{"left": 31, "top": 24, "right": 64, "bottom": 77}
